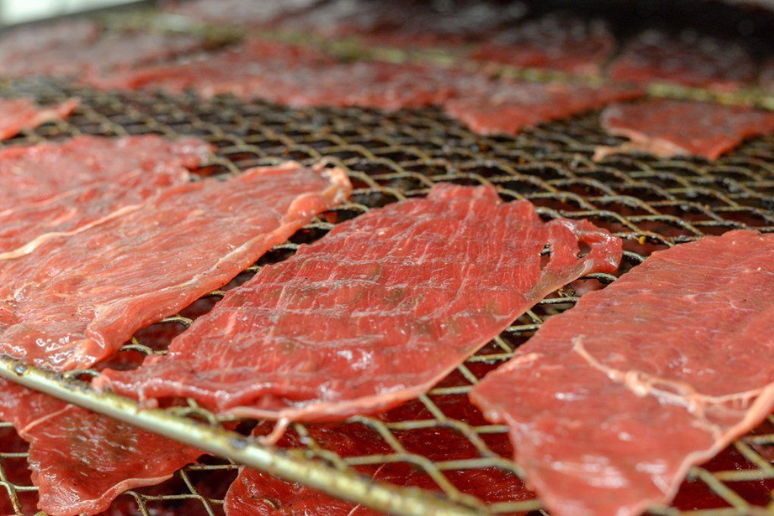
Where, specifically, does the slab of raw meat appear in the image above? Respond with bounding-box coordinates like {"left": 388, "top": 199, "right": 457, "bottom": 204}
{"left": 0, "top": 162, "right": 350, "bottom": 371}
{"left": 96, "top": 183, "right": 621, "bottom": 433}
{"left": 470, "top": 230, "right": 774, "bottom": 516}
{"left": 0, "top": 378, "right": 202, "bottom": 516}
{"left": 471, "top": 15, "right": 615, "bottom": 76}
{"left": 444, "top": 80, "right": 642, "bottom": 135}
{"left": 0, "top": 135, "right": 211, "bottom": 210}
{"left": 609, "top": 29, "right": 757, "bottom": 92}
{"left": 0, "top": 136, "right": 208, "bottom": 257}
{"left": 1, "top": 24, "right": 207, "bottom": 78}
{"left": 88, "top": 39, "right": 457, "bottom": 111}
{"left": 166, "top": 0, "right": 323, "bottom": 26}
{"left": 0, "top": 97, "right": 78, "bottom": 140}
{"left": 594, "top": 99, "right": 774, "bottom": 161}
{"left": 225, "top": 396, "right": 531, "bottom": 515}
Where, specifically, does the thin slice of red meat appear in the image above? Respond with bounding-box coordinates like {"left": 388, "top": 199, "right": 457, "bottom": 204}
{"left": 470, "top": 230, "right": 774, "bottom": 516}
{"left": 594, "top": 100, "right": 774, "bottom": 161}
{"left": 444, "top": 80, "right": 642, "bottom": 135}
{"left": 0, "top": 135, "right": 212, "bottom": 210}
{"left": 225, "top": 396, "right": 531, "bottom": 515}
{"left": 0, "top": 97, "right": 78, "bottom": 140}
{"left": 96, "top": 183, "right": 621, "bottom": 434}
{"left": 0, "top": 136, "right": 208, "bottom": 257}
{"left": 89, "top": 39, "right": 456, "bottom": 111}
{"left": 0, "top": 378, "right": 202, "bottom": 516}
{"left": 471, "top": 15, "right": 615, "bottom": 76}
{"left": 609, "top": 29, "right": 757, "bottom": 92}
{"left": 1, "top": 25, "right": 207, "bottom": 78}
{"left": 166, "top": 0, "right": 323, "bottom": 26}
{"left": 0, "top": 162, "right": 350, "bottom": 371}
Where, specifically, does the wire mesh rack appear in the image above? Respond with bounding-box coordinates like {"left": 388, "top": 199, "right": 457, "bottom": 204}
{"left": 4, "top": 37, "right": 774, "bottom": 515}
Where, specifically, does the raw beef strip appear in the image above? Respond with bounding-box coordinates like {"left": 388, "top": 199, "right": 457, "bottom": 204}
{"left": 0, "top": 378, "right": 202, "bottom": 516}
{"left": 0, "top": 162, "right": 351, "bottom": 371}
{"left": 471, "top": 15, "right": 615, "bottom": 76}
{"left": 609, "top": 29, "right": 757, "bottom": 92}
{"left": 444, "top": 80, "right": 642, "bottom": 135}
{"left": 166, "top": 0, "right": 323, "bottom": 26}
{"left": 0, "top": 135, "right": 211, "bottom": 213}
{"left": 89, "top": 39, "right": 456, "bottom": 111}
{"left": 225, "top": 397, "right": 531, "bottom": 515}
{"left": 96, "top": 183, "right": 621, "bottom": 433}
{"left": 594, "top": 99, "right": 774, "bottom": 161}
{"left": 470, "top": 230, "right": 774, "bottom": 516}
{"left": 0, "top": 97, "right": 78, "bottom": 140}
{"left": 1, "top": 25, "right": 207, "bottom": 78}
{"left": 0, "top": 138, "right": 207, "bottom": 256}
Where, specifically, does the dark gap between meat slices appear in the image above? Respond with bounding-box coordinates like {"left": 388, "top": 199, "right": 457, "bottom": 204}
{"left": 0, "top": 378, "right": 202, "bottom": 516}
{"left": 224, "top": 395, "right": 532, "bottom": 515}
{"left": 470, "top": 230, "right": 774, "bottom": 516}
{"left": 594, "top": 99, "right": 774, "bottom": 161}
{"left": 608, "top": 29, "right": 757, "bottom": 92}
{"left": 470, "top": 14, "right": 615, "bottom": 76}
{"left": 0, "top": 135, "right": 212, "bottom": 257}
{"left": 0, "top": 97, "right": 78, "bottom": 141}
{"left": 0, "top": 162, "right": 351, "bottom": 371}
{"left": 96, "top": 183, "right": 621, "bottom": 438}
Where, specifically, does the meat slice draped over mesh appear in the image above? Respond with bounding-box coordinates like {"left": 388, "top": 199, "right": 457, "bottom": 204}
{"left": 443, "top": 80, "right": 642, "bottom": 135}
{"left": 224, "top": 397, "right": 532, "bottom": 515}
{"left": 0, "top": 378, "right": 202, "bottom": 516}
{"left": 594, "top": 100, "right": 774, "bottom": 161}
{"left": 0, "top": 162, "right": 351, "bottom": 371}
{"left": 470, "top": 230, "right": 774, "bottom": 516}
{"left": 0, "top": 97, "right": 78, "bottom": 140}
{"left": 608, "top": 29, "right": 757, "bottom": 91}
{"left": 96, "top": 183, "right": 621, "bottom": 433}
{"left": 0, "top": 135, "right": 212, "bottom": 257}
{"left": 471, "top": 15, "right": 615, "bottom": 76}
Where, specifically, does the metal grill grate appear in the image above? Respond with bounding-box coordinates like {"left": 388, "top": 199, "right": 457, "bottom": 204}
{"left": 2, "top": 76, "right": 774, "bottom": 515}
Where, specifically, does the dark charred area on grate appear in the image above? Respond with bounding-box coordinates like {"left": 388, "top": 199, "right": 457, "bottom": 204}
{"left": 2, "top": 79, "right": 774, "bottom": 515}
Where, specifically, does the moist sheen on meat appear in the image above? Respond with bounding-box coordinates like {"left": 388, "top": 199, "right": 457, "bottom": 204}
{"left": 470, "top": 230, "right": 774, "bottom": 516}
{"left": 594, "top": 100, "right": 774, "bottom": 160}
{"left": 471, "top": 15, "right": 615, "bottom": 76}
{"left": 608, "top": 29, "right": 757, "bottom": 92}
{"left": 0, "top": 135, "right": 211, "bottom": 209}
{"left": 0, "top": 378, "right": 202, "bottom": 516}
{"left": 96, "top": 183, "right": 621, "bottom": 431}
{"left": 0, "top": 162, "right": 351, "bottom": 371}
{"left": 224, "top": 396, "right": 531, "bottom": 515}
{"left": 444, "top": 80, "right": 642, "bottom": 135}
{"left": 0, "top": 135, "right": 211, "bottom": 256}
{"left": 0, "top": 97, "right": 78, "bottom": 140}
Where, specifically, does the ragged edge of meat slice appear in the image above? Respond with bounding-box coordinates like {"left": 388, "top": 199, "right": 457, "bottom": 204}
{"left": 95, "top": 183, "right": 622, "bottom": 443}
{"left": 0, "top": 97, "right": 79, "bottom": 141}
{"left": 0, "top": 378, "right": 203, "bottom": 516}
{"left": 0, "top": 162, "right": 351, "bottom": 371}
{"left": 593, "top": 100, "right": 774, "bottom": 161}
{"left": 469, "top": 230, "right": 774, "bottom": 516}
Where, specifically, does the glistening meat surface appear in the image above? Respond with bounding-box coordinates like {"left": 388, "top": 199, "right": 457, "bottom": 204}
{"left": 0, "top": 162, "right": 350, "bottom": 371}
{"left": 470, "top": 230, "right": 774, "bottom": 516}
{"left": 0, "top": 135, "right": 211, "bottom": 257}
{"left": 224, "top": 396, "right": 531, "bottom": 515}
{"left": 594, "top": 100, "right": 774, "bottom": 160}
{"left": 0, "top": 97, "right": 78, "bottom": 140}
{"left": 0, "top": 378, "right": 202, "bottom": 516}
{"left": 97, "top": 183, "right": 621, "bottom": 433}
{"left": 443, "top": 80, "right": 642, "bottom": 135}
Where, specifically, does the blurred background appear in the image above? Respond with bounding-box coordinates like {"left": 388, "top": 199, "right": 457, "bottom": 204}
{"left": 0, "top": 0, "right": 143, "bottom": 26}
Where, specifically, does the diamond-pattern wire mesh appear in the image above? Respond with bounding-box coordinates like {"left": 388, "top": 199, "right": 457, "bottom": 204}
{"left": 2, "top": 78, "right": 774, "bottom": 515}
